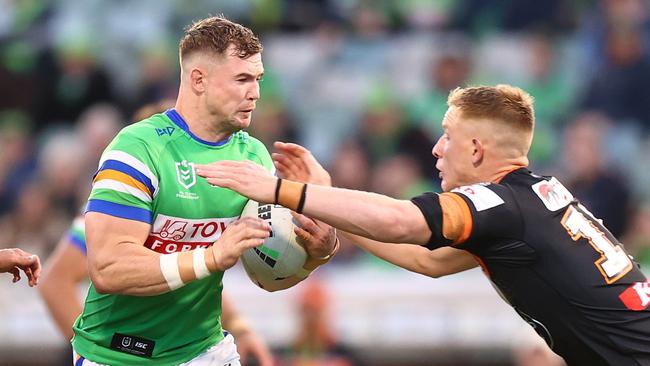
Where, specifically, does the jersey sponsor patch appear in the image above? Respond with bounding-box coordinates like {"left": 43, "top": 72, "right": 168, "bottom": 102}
{"left": 619, "top": 280, "right": 650, "bottom": 311}
{"left": 452, "top": 184, "right": 504, "bottom": 211}
{"left": 532, "top": 177, "right": 573, "bottom": 211}
{"left": 150, "top": 214, "right": 237, "bottom": 242}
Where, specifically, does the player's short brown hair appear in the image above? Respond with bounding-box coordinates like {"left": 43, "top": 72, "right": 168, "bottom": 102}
{"left": 179, "top": 16, "right": 262, "bottom": 60}
{"left": 448, "top": 84, "right": 535, "bottom": 135}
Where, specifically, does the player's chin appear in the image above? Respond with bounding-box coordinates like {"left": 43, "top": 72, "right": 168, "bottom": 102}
{"left": 440, "top": 178, "right": 455, "bottom": 192}
{"left": 233, "top": 114, "right": 252, "bottom": 129}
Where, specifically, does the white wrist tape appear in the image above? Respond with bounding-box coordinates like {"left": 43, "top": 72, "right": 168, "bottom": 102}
{"left": 193, "top": 248, "right": 211, "bottom": 279}
{"left": 160, "top": 252, "right": 183, "bottom": 291}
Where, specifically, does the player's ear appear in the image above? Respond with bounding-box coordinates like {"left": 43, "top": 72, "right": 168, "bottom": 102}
{"left": 190, "top": 67, "right": 206, "bottom": 94}
{"left": 471, "top": 138, "right": 484, "bottom": 166}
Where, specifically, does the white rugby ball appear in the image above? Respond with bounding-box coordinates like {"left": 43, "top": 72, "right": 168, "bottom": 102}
{"left": 240, "top": 200, "right": 307, "bottom": 289}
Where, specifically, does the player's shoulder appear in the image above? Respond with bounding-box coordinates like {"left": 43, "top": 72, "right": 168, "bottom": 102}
{"left": 500, "top": 169, "right": 574, "bottom": 212}
{"left": 451, "top": 182, "right": 510, "bottom": 212}
{"left": 108, "top": 113, "right": 174, "bottom": 154}
{"left": 116, "top": 113, "right": 174, "bottom": 142}
{"left": 449, "top": 169, "right": 536, "bottom": 212}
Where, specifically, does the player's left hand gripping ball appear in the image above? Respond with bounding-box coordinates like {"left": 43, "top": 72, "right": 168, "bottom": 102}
{"left": 196, "top": 161, "right": 276, "bottom": 203}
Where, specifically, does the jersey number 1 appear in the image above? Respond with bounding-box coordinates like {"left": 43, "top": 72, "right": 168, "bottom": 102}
{"left": 561, "top": 205, "right": 633, "bottom": 284}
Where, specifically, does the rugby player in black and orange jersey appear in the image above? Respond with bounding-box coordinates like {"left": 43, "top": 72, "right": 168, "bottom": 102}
{"left": 197, "top": 85, "right": 650, "bottom": 366}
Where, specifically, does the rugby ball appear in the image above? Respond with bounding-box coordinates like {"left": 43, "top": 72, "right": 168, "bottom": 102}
{"left": 240, "top": 200, "right": 307, "bottom": 289}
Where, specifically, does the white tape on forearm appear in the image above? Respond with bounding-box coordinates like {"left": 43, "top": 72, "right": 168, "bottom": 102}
{"left": 193, "top": 248, "right": 211, "bottom": 279}
{"left": 160, "top": 252, "right": 183, "bottom": 290}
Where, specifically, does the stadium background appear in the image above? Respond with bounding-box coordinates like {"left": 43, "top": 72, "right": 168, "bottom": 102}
{"left": 1, "top": 0, "right": 650, "bottom": 365}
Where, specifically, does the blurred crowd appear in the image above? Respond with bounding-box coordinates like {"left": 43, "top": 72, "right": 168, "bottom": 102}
{"left": 1, "top": 0, "right": 650, "bottom": 364}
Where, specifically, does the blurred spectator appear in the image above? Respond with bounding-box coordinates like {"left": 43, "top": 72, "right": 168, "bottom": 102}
{"left": 355, "top": 94, "right": 437, "bottom": 182}
{"left": 523, "top": 32, "right": 579, "bottom": 167}
{"left": 37, "top": 130, "right": 87, "bottom": 216}
{"left": 578, "top": 0, "right": 650, "bottom": 75}
{"left": 281, "top": 280, "right": 361, "bottom": 366}
{"left": 247, "top": 99, "right": 298, "bottom": 148}
{"left": 407, "top": 52, "right": 472, "bottom": 138}
{"left": 450, "top": 0, "right": 582, "bottom": 35}
{"left": 326, "top": 140, "right": 370, "bottom": 263}
{"left": 394, "top": 0, "right": 456, "bottom": 30}
{"left": 33, "top": 36, "right": 115, "bottom": 129}
{"left": 76, "top": 104, "right": 124, "bottom": 166}
{"left": 557, "top": 112, "right": 632, "bottom": 237}
{"left": 0, "top": 110, "right": 37, "bottom": 215}
{"left": 328, "top": 140, "right": 371, "bottom": 192}
{"left": 73, "top": 103, "right": 124, "bottom": 206}
{"left": 370, "top": 154, "right": 437, "bottom": 199}
{"left": 581, "top": 24, "right": 650, "bottom": 132}
{"left": 131, "top": 44, "right": 178, "bottom": 114}
{"left": 277, "top": 0, "right": 338, "bottom": 32}
{"left": 625, "top": 204, "right": 650, "bottom": 271}
{"left": 0, "top": 2, "right": 53, "bottom": 112}
{"left": 0, "top": 178, "right": 67, "bottom": 259}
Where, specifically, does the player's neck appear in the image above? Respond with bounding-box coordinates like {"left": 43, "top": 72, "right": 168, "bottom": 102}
{"left": 487, "top": 156, "right": 529, "bottom": 184}
{"left": 174, "top": 102, "right": 234, "bottom": 143}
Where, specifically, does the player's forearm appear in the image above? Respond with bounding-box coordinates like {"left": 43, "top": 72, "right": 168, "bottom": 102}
{"left": 343, "top": 232, "right": 478, "bottom": 278}
{"left": 89, "top": 243, "right": 170, "bottom": 295}
{"left": 298, "top": 185, "right": 419, "bottom": 243}
{"left": 341, "top": 232, "right": 432, "bottom": 275}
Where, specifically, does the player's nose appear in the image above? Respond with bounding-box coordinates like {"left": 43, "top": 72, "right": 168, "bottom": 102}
{"left": 432, "top": 140, "right": 443, "bottom": 159}
{"left": 247, "top": 82, "right": 260, "bottom": 100}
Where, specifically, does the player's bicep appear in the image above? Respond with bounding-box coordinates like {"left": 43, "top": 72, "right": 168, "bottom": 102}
{"left": 410, "top": 192, "right": 471, "bottom": 248}
{"left": 85, "top": 212, "right": 151, "bottom": 270}
{"left": 421, "top": 247, "right": 478, "bottom": 278}
{"left": 402, "top": 201, "right": 436, "bottom": 245}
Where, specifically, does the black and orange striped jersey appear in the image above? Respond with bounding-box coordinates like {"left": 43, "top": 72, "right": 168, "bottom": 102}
{"left": 411, "top": 168, "right": 650, "bottom": 366}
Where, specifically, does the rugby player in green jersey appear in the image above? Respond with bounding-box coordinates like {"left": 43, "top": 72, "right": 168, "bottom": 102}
{"left": 73, "top": 16, "right": 337, "bottom": 366}
{"left": 40, "top": 217, "right": 274, "bottom": 366}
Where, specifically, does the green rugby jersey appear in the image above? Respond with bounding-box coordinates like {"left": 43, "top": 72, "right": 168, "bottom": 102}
{"left": 72, "top": 109, "right": 273, "bottom": 366}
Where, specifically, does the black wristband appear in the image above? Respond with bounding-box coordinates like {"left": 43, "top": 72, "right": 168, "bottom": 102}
{"left": 296, "top": 184, "right": 308, "bottom": 214}
{"left": 274, "top": 178, "right": 283, "bottom": 204}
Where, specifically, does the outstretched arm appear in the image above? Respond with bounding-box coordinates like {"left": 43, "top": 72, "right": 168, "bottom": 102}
{"left": 196, "top": 161, "right": 433, "bottom": 245}
{"left": 342, "top": 232, "right": 477, "bottom": 278}
{"left": 269, "top": 142, "right": 476, "bottom": 277}
{"left": 39, "top": 236, "right": 88, "bottom": 340}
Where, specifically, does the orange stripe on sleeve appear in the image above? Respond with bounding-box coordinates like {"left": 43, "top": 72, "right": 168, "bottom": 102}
{"left": 439, "top": 192, "right": 473, "bottom": 245}
{"left": 94, "top": 169, "right": 152, "bottom": 196}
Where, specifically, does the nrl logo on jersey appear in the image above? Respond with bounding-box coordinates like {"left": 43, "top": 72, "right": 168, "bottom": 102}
{"left": 175, "top": 160, "right": 196, "bottom": 189}
{"left": 175, "top": 160, "right": 199, "bottom": 199}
